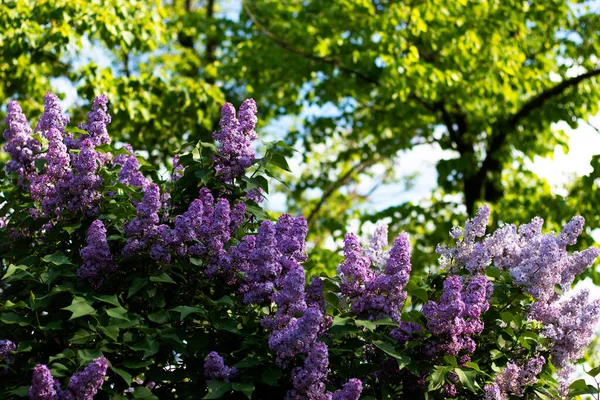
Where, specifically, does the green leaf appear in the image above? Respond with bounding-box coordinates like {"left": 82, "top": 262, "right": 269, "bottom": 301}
{"left": 233, "top": 356, "right": 262, "bottom": 368}
{"left": 123, "top": 359, "right": 153, "bottom": 369}
{"left": 0, "top": 312, "right": 30, "bottom": 325}
{"left": 262, "top": 367, "right": 282, "bottom": 386}
{"left": 171, "top": 305, "right": 206, "bottom": 321}
{"left": 111, "top": 366, "right": 133, "bottom": 385}
{"left": 246, "top": 204, "right": 271, "bottom": 221}
{"left": 586, "top": 366, "right": 600, "bottom": 377}
{"left": 106, "top": 306, "right": 129, "bottom": 321}
{"left": 61, "top": 296, "right": 96, "bottom": 320}
{"left": 42, "top": 251, "right": 74, "bottom": 265}
{"left": 49, "top": 349, "right": 75, "bottom": 363}
{"left": 2, "top": 264, "right": 29, "bottom": 279}
{"left": 454, "top": 368, "right": 478, "bottom": 392}
{"left": 355, "top": 319, "right": 377, "bottom": 331}
{"left": 331, "top": 316, "right": 352, "bottom": 326}
{"left": 69, "top": 329, "right": 96, "bottom": 344}
{"left": 232, "top": 382, "right": 254, "bottom": 399}
{"left": 428, "top": 366, "right": 452, "bottom": 391}
{"left": 203, "top": 380, "right": 232, "bottom": 399}
{"left": 133, "top": 387, "right": 159, "bottom": 399}
{"left": 128, "top": 277, "right": 148, "bottom": 298}
{"left": 94, "top": 294, "right": 122, "bottom": 307}
{"left": 372, "top": 341, "right": 410, "bottom": 368}
{"left": 62, "top": 223, "right": 82, "bottom": 234}
{"left": 98, "top": 325, "right": 120, "bottom": 341}
{"left": 149, "top": 272, "right": 175, "bottom": 284}
{"left": 268, "top": 153, "right": 292, "bottom": 172}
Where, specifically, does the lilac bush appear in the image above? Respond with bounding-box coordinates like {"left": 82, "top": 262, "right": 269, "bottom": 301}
{"left": 1, "top": 93, "right": 600, "bottom": 399}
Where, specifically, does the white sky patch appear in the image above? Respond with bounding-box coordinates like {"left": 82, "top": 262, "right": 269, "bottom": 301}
{"left": 527, "top": 117, "right": 600, "bottom": 195}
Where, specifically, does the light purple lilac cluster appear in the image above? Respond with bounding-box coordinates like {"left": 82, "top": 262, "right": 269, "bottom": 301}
{"left": 78, "top": 220, "right": 117, "bottom": 288}
{"left": 29, "top": 357, "right": 107, "bottom": 400}
{"left": 422, "top": 274, "right": 492, "bottom": 356}
{"left": 212, "top": 99, "right": 258, "bottom": 182}
{"left": 438, "top": 206, "right": 600, "bottom": 380}
{"left": 3, "top": 93, "right": 110, "bottom": 219}
{"left": 203, "top": 352, "right": 237, "bottom": 382}
{"left": 540, "top": 289, "right": 600, "bottom": 395}
{"left": 338, "top": 227, "right": 412, "bottom": 322}
{"left": 484, "top": 356, "right": 545, "bottom": 400}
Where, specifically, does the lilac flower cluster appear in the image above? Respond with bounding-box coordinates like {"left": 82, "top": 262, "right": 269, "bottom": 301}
{"left": 0, "top": 339, "right": 16, "bottom": 371}
{"left": 484, "top": 356, "right": 545, "bottom": 399}
{"left": 438, "top": 208, "right": 600, "bottom": 308}
{"left": 36, "top": 93, "right": 70, "bottom": 138}
{"left": 422, "top": 274, "right": 492, "bottom": 356}
{"left": 212, "top": 99, "right": 258, "bottom": 182}
{"left": 437, "top": 206, "right": 600, "bottom": 388}
{"left": 122, "top": 185, "right": 247, "bottom": 277}
{"left": 3, "top": 93, "right": 111, "bottom": 219}
{"left": 112, "top": 144, "right": 148, "bottom": 188}
{"left": 204, "top": 352, "right": 237, "bottom": 382}
{"left": 3, "top": 100, "right": 41, "bottom": 186}
{"left": 230, "top": 213, "right": 360, "bottom": 399}
{"left": 29, "top": 357, "right": 107, "bottom": 400}
{"left": 540, "top": 290, "right": 600, "bottom": 371}
{"left": 77, "top": 220, "right": 117, "bottom": 288}
{"left": 338, "top": 228, "right": 412, "bottom": 322}
{"left": 77, "top": 94, "right": 112, "bottom": 147}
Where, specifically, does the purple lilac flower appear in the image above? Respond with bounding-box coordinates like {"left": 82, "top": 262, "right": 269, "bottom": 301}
{"left": 32, "top": 127, "right": 70, "bottom": 217}
{"left": 204, "top": 199, "right": 232, "bottom": 277}
{"left": 171, "top": 154, "right": 184, "bottom": 182}
{"left": 204, "top": 352, "right": 237, "bottom": 382}
{"left": 113, "top": 144, "right": 148, "bottom": 188}
{"left": 331, "top": 379, "right": 363, "bottom": 400}
{"left": 276, "top": 214, "right": 309, "bottom": 263}
{"left": 390, "top": 321, "right": 423, "bottom": 344}
{"left": 78, "top": 220, "right": 117, "bottom": 288}
{"left": 338, "top": 233, "right": 373, "bottom": 297}
{"left": 246, "top": 188, "right": 265, "bottom": 204}
{"left": 123, "top": 183, "right": 162, "bottom": 256}
{"left": 540, "top": 290, "right": 600, "bottom": 369}
{"left": 365, "top": 223, "right": 389, "bottom": 267}
{"left": 422, "top": 274, "right": 491, "bottom": 356}
{"left": 67, "top": 356, "right": 108, "bottom": 399}
{"left": 287, "top": 342, "right": 329, "bottom": 400}
{"left": 0, "top": 339, "right": 16, "bottom": 370}
{"left": 444, "top": 383, "right": 457, "bottom": 397}
{"left": 339, "top": 230, "right": 411, "bottom": 322}
{"left": 306, "top": 278, "right": 327, "bottom": 314}
{"left": 65, "top": 139, "right": 103, "bottom": 216}
{"left": 240, "top": 221, "right": 282, "bottom": 304}
{"left": 266, "top": 260, "right": 307, "bottom": 330}
{"left": 29, "top": 364, "right": 58, "bottom": 400}
{"left": 485, "top": 357, "right": 545, "bottom": 399}
{"left": 35, "top": 92, "right": 70, "bottom": 138}
{"left": 213, "top": 99, "right": 258, "bottom": 182}
{"left": 3, "top": 100, "right": 41, "bottom": 184}
{"left": 268, "top": 306, "right": 328, "bottom": 363}
{"left": 78, "top": 94, "right": 111, "bottom": 146}
{"left": 230, "top": 202, "right": 247, "bottom": 233}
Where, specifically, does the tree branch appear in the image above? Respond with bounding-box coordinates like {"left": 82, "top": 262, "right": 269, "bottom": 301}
{"left": 307, "top": 157, "right": 381, "bottom": 225}
{"left": 480, "top": 67, "right": 600, "bottom": 177}
{"left": 241, "top": 0, "right": 379, "bottom": 85}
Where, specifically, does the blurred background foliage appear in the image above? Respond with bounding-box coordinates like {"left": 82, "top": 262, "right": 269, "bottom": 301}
{"left": 3, "top": 0, "right": 600, "bottom": 283}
